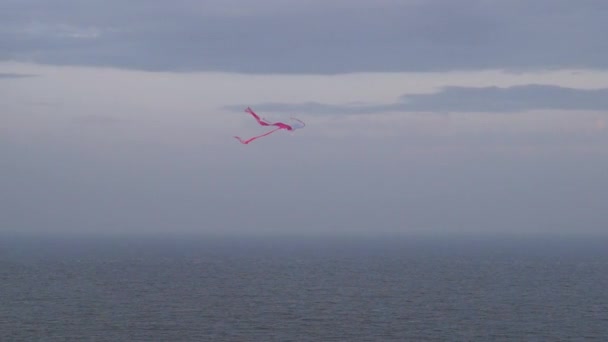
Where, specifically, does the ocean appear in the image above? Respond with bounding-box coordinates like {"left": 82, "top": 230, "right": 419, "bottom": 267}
{"left": 1, "top": 235, "right": 607, "bottom": 341}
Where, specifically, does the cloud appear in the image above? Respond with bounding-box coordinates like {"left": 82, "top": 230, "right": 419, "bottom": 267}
{"left": 0, "top": 0, "right": 607, "bottom": 73}
{"left": 18, "top": 23, "right": 102, "bottom": 39}
{"left": 229, "top": 85, "right": 608, "bottom": 114}
{"left": 0, "top": 72, "right": 34, "bottom": 79}
{"left": 72, "top": 114, "right": 128, "bottom": 126}
{"left": 394, "top": 85, "right": 608, "bottom": 113}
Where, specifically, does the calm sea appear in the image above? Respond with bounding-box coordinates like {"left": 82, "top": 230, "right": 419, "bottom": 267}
{"left": 1, "top": 235, "right": 607, "bottom": 341}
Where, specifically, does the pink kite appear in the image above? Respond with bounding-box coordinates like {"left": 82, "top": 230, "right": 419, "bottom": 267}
{"left": 234, "top": 107, "right": 305, "bottom": 144}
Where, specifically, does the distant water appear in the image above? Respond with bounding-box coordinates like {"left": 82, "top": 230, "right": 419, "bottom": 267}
{"left": 1, "top": 235, "right": 607, "bottom": 341}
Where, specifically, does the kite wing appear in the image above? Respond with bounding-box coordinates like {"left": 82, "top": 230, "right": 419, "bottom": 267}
{"left": 290, "top": 117, "right": 306, "bottom": 130}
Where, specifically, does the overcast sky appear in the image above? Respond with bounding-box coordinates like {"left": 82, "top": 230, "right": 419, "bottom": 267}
{"left": 1, "top": 0, "right": 607, "bottom": 237}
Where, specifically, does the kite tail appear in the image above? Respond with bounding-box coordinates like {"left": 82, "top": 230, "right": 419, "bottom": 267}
{"left": 245, "top": 107, "right": 271, "bottom": 127}
{"left": 234, "top": 127, "right": 281, "bottom": 144}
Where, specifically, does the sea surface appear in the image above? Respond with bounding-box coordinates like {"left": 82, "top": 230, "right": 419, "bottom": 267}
{"left": 1, "top": 235, "right": 607, "bottom": 341}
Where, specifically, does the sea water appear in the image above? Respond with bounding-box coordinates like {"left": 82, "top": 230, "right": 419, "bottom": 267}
{"left": 1, "top": 235, "right": 607, "bottom": 341}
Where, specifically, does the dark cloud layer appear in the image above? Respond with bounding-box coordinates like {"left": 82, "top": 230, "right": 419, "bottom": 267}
{"left": 231, "top": 85, "right": 608, "bottom": 114}
{"left": 1, "top": 0, "right": 607, "bottom": 73}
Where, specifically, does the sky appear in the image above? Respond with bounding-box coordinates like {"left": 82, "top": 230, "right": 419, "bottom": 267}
{"left": 1, "top": 0, "right": 607, "bottom": 237}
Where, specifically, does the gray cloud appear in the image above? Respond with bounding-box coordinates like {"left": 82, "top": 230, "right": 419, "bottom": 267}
{"left": 230, "top": 85, "right": 608, "bottom": 114}
{"left": 0, "top": 72, "right": 34, "bottom": 79}
{"left": 72, "top": 114, "right": 128, "bottom": 126}
{"left": 1, "top": 0, "right": 607, "bottom": 73}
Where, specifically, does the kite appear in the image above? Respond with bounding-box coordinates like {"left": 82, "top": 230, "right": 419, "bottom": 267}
{"left": 234, "top": 107, "right": 305, "bottom": 144}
